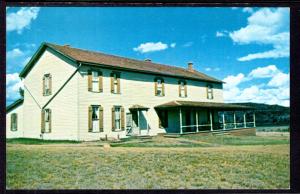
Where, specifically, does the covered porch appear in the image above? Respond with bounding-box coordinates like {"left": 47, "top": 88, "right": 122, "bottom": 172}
{"left": 155, "top": 101, "right": 255, "bottom": 135}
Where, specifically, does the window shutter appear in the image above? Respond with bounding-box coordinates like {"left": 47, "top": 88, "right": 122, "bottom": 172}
{"left": 111, "top": 107, "right": 115, "bottom": 131}
{"left": 121, "top": 107, "right": 125, "bottom": 130}
{"left": 117, "top": 73, "right": 121, "bottom": 94}
{"left": 178, "top": 81, "right": 181, "bottom": 97}
{"left": 42, "top": 76, "right": 45, "bottom": 96}
{"left": 162, "top": 80, "right": 165, "bottom": 96}
{"left": 99, "top": 106, "right": 104, "bottom": 132}
{"left": 154, "top": 79, "right": 158, "bottom": 96}
{"left": 88, "top": 70, "right": 92, "bottom": 91}
{"left": 15, "top": 114, "right": 18, "bottom": 131}
{"left": 10, "top": 114, "right": 13, "bottom": 131}
{"left": 88, "top": 106, "right": 92, "bottom": 132}
{"left": 49, "top": 74, "right": 52, "bottom": 95}
{"left": 110, "top": 73, "right": 114, "bottom": 93}
{"left": 184, "top": 82, "right": 187, "bottom": 97}
{"left": 98, "top": 71, "right": 103, "bottom": 92}
{"left": 41, "top": 110, "right": 45, "bottom": 133}
{"left": 48, "top": 109, "right": 52, "bottom": 133}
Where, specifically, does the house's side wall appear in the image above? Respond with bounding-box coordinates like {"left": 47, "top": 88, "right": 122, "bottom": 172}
{"left": 78, "top": 66, "right": 224, "bottom": 140}
{"left": 6, "top": 104, "right": 24, "bottom": 138}
{"left": 22, "top": 49, "right": 79, "bottom": 140}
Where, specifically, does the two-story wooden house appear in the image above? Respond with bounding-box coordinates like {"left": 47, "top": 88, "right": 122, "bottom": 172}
{"left": 6, "top": 43, "right": 255, "bottom": 141}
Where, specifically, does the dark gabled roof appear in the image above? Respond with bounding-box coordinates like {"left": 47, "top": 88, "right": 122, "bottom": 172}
{"left": 19, "top": 42, "right": 223, "bottom": 83}
{"left": 155, "top": 100, "right": 254, "bottom": 110}
{"left": 6, "top": 99, "right": 24, "bottom": 113}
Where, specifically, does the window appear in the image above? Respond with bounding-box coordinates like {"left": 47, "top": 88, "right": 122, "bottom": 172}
{"left": 158, "top": 110, "right": 168, "bottom": 128}
{"left": 112, "top": 106, "right": 125, "bottom": 131}
{"left": 42, "top": 109, "right": 51, "bottom": 133}
{"left": 43, "top": 74, "right": 52, "bottom": 96}
{"left": 88, "top": 70, "right": 103, "bottom": 92}
{"left": 179, "top": 80, "right": 187, "bottom": 97}
{"left": 11, "top": 113, "right": 17, "bottom": 131}
{"left": 207, "top": 84, "right": 213, "bottom": 99}
{"left": 111, "top": 72, "right": 120, "bottom": 94}
{"left": 88, "top": 105, "right": 104, "bottom": 132}
{"left": 155, "top": 78, "right": 165, "bottom": 96}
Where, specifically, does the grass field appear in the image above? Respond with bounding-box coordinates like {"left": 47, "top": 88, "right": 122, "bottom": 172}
{"left": 6, "top": 133, "right": 290, "bottom": 189}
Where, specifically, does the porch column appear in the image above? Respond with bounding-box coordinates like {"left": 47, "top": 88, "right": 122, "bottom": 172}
{"left": 209, "top": 110, "right": 213, "bottom": 131}
{"left": 233, "top": 111, "right": 237, "bottom": 129}
{"left": 253, "top": 112, "right": 256, "bottom": 127}
{"left": 196, "top": 110, "right": 199, "bottom": 133}
{"left": 179, "top": 108, "right": 183, "bottom": 134}
{"left": 222, "top": 112, "right": 226, "bottom": 130}
{"left": 243, "top": 112, "right": 246, "bottom": 128}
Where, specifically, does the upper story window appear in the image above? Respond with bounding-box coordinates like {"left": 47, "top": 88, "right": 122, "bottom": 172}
{"left": 111, "top": 72, "right": 120, "bottom": 94}
{"left": 154, "top": 77, "right": 165, "bottom": 96}
{"left": 41, "top": 108, "right": 52, "bottom": 133}
{"left": 10, "top": 113, "right": 17, "bottom": 131}
{"left": 43, "top": 74, "right": 52, "bottom": 96}
{"left": 88, "top": 70, "right": 103, "bottom": 92}
{"left": 207, "top": 84, "right": 213, "bottom": 99}
{"left": 178, "top": 80, "right": 187, "bottom": 97}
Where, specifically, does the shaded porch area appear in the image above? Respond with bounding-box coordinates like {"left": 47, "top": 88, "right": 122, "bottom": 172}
{"left": 155, "top": 101, "right": 255, "bottom": 134}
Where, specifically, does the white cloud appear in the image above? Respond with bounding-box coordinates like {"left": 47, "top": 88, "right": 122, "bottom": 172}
{"left": 133, "top": 42, "right": 168, "bottom": 53}
{"left": 223, "top": 65, "right": 289, "bottom": 107}
{"left": 242, "top": 7, "right": 254, "bottom": 13}
{"left": 205, "top": 67, "right": 211, "bottom": 71}
{"left": 6, "top": 48, "right": 24, "bottom": 60}
{"left": 223, "top": 73, "right": 245, "bottom": 89}
{"left": 216, "top": 31, "right": 226, "bottom": 37}
{"left": 248, "top": 65, "right": 279, "bottom": 78}
{"left": 205, "top": 67, "right": 220, "bottom": 72}
{"left": 170, "top": 43, "right": 176, "bottom": 48}
{"left": 6, "top": 73, "right": 23, "bottom": 101}
{"left": 6, "top": 7, "right": 40, "bottom": 34}
{"left": 229, "top": 8, "right": 289, "bottom": 61}
{"left": 183, "top": 42, "right": 193, "bottom": 47}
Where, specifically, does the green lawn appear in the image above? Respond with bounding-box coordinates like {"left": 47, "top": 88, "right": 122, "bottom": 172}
{"left": 6, "top": 134, "right": 290, "bottom": 189}
{"left": 6, "top": 138, "right": 80, "bottom": 145}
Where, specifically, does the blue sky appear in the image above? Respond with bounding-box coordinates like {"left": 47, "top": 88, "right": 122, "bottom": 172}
{"left": 6, "top": 7, "right": 290, "bottom": 106}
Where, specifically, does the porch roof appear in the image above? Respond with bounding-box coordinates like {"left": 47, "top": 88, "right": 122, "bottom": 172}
{"left": 129, "top": 104, "right": 149, "bottom": 110}
{"left": 154, "top": 100, "right": 254, "bottom": 110}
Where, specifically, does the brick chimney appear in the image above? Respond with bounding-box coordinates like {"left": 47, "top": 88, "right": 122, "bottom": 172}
{"left": 145, "top": 59, "right": 152, "bottom": 62}
{"left": 188, "top": 62, "right": 194, "bottom": 72}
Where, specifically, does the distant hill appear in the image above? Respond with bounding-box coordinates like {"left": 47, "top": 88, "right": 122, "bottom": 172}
{"left": 230, "top": 102, "right": 290, "bottom": 126}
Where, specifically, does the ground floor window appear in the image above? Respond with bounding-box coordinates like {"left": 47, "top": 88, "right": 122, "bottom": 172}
{"left": 41, "top": 109, "right": 51, "bottom": 133}
{"left": 88, "top": 105, "right": 104, "bottom": 132}
{"left": 115, "top": 107, "right": 121, "bottom": 130}
{"left": 11, "top": 113, "right": 17, "bottom": 131}
{"left": 112, "top": 106, "right": 125, "bottom": 131}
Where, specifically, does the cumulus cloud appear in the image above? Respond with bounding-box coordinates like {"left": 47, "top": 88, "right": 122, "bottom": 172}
{"left": 7, "top": 48, "right": 24, "bottom": 60}
{"left": 133, "top": 42, "right": 168, "bottom": 53}
{"left": 223, "top": 65, "right": 289, "bottom": 107}
{"left": 6, "top": 7, "right": 40, "bottom": 34}
{"left": 170, "top": 43, "right": 176, "bottom": 48}
{"left": 6, "top": 73, "right": 23, "bottom": 102}
{"left": 229, "top": 8, "right": 289, "bottom": 61}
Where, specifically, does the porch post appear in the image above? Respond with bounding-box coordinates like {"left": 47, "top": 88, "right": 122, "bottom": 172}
{"left": 209, "top": 110, "right": 213, "bottom": 131}
{"left": 243, "top": 112, "right": 246, "bottom": 128}
{"left": 196, "top": 110, "right": 199, "bottom": 133}
{"left": 253, "top": 112, "right": 256, "bottom": 127}
{"left": 233, "top": 111, "right": 237, "bottom": 129}
{"left": 222, "top": 112, "right": 226, "bottom": 130}
{"left": 147, "top": 110, "right": 149, "bottom": 134}
{"left": 179, "top": 108, "right": 183, "bottom": 134}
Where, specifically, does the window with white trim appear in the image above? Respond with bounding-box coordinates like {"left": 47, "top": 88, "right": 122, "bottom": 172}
{"left": 157, "top": 79, "right": 163, "bottom": 96}
{"left": 114, "top": 107, "right": 121, "bottom": 130}
{"left": 92, "top": 71, "right": 99, "bottom": 92}
{"left": 179, "top": 81, "right": 185, "bottom": 97}
{"left": 207, "top": 84, "right": 213, "bottom": 99}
